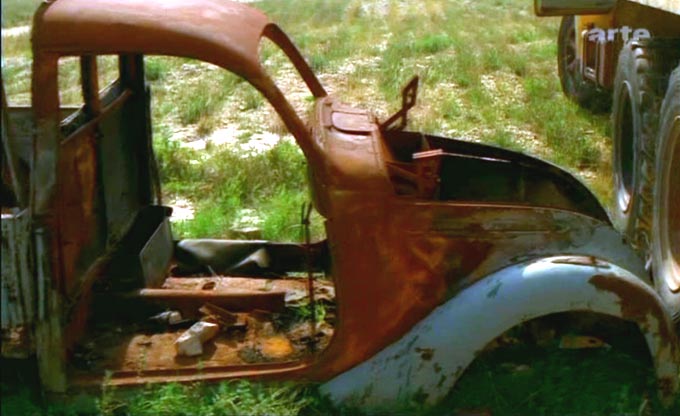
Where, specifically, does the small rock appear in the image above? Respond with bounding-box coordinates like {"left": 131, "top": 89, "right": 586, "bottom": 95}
{"left": 150, "top": 311, "right": 183, "bottom": 325}
{"left": 175, "top": 321, "right": 220, "bottom": 357}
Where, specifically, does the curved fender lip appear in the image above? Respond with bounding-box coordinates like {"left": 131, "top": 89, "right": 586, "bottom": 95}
{"left": 321, "top": 255, "right": 679, "bottom": 409}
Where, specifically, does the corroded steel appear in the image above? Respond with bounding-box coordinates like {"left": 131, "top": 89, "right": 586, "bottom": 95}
{"left": 129, "top": 288, "right": 286, "bottom": 312}
{"left": 34, "top": 0, "right": 270, "bottom": 79}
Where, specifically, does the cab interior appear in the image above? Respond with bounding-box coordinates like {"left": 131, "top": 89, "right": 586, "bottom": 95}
{"left": 40, "top": 53, "right": 336, "bottom": 385}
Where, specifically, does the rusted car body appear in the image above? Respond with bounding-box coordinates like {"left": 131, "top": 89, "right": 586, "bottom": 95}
{"left": 1, "top": 0, "right": 678, "bottom": 408}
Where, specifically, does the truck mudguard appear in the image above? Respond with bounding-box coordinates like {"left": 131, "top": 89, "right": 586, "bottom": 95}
{"left": 321, "top": 255, "right": 679, "bottom": 408}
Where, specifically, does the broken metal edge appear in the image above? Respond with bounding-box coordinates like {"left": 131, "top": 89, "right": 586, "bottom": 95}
{"left": 320, "top": 255, "right": 679, "bottom": 409}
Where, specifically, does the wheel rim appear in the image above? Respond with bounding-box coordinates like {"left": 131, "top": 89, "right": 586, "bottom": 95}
{"left": 660, "top": 114, "right": 680, "bottom": 291}
{"left": 615, "top": 83, "right": 635, "bottom": 213}
{"left": 561, "top": 20, "right": 579, "bottom": 94}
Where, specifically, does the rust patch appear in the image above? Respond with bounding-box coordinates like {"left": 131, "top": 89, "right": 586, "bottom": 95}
{"left": 657, "top": 376, "right": 675, "bottom": 400}
{"left": 433, "top": 362, "right": 442, "bottom": 373}
{"left": 552, "top": 256, "right": 611, "bottom": 268}
{"left": 259, "top": 336, "right": 294, "bottom": 359}
{"left": 589, "top": 274, "right": 672, "bottom": 342}
{"left": 415, "top": 347, "right": 434, "bottom": 361}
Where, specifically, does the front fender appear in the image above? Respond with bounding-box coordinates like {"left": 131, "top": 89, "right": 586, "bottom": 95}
{"left": 321, "top": 255, "right": 679, "bottom": 408}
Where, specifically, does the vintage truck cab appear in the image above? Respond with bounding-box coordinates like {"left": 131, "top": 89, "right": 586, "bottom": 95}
{"left": 1, "top": 0, "right": 678, "bottom": 408}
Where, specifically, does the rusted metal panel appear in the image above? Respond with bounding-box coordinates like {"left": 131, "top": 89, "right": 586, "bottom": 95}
{"left": 31, "top": 52, "right": 60, "bottom": 217}
{"left": 57, "top": 128, "right": 103, "bottom": 296}
{"left": 35, "top": 227, "right": 68, "bottom": 393}
{"left": 126, "top": 288, "right": 286, "bottom": 313}
{"left": 261, "top": 24, "right": 326, "bottom": 99}
{"left": 296, "top": 93, "right": 649, "bottom": 382}
{"left": 321, "top": 256, "right": 679, "bottom": 408}
{"left": 34, "top": 0, "right": 269, "bottom": 80}
{"left": 80, "top": 55, "right": 102, "bottom": 118}
{"left": 71, "top": 276, "right": 335, "bottom": 387}
{"left": 27, "top": 49, "right": 69, "bottom": 392}
{"left": 306, "top": 198, "right": 648, "bottom": 381}
{"left": 98, "top": 89, "right": 151, "bottom": 243}
{"left": 1, "top": 211, "right": 34, "bottom": 329}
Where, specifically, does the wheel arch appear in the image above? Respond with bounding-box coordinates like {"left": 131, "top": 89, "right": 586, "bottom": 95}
{"left": 321, "top": 255, "right": 679, "bottom": 409}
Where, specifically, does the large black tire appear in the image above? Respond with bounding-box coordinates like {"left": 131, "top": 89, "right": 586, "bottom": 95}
{"left": 652, "top": 66, "right": 680, "bottom": 324}
{"left": 557, "top": 16, "right": 611, "bottom": 112}
{"left": 610, "top": 41, "right": 663, "bottom": 255}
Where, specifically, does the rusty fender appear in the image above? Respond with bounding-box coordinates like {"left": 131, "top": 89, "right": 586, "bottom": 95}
{"left": 321, "top": 255, "right": 679, "bottom": 408}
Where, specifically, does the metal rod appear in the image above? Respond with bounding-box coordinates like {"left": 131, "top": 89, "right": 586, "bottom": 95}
{"left": 18, "top": 211, "right": 34, "bottom": 322}
{"left": 301, "top": 202, "right": 316, "bottom": 352}
{"left": 1, "top": 280, "right": 9, "bottom": 329}
{"left": 36, "top": 230, "right": 46, "bottom": 320}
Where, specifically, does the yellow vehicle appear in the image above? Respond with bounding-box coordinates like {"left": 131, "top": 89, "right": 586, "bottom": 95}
{"left": 536, "top": 0, "right": 680, "bottom": 327}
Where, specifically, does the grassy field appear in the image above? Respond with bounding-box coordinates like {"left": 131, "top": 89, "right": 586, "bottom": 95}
{"left": 2, "top": 0, "right": 677, "bottom": 415}
{"left": 0, "top": 0, "right": 41, "bottom": 28}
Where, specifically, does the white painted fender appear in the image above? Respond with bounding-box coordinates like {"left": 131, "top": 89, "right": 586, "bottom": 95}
{"left": 321, "top": 255, "right": 679, "bottom": 408}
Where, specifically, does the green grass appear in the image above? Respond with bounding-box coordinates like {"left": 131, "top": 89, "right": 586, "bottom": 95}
{"left": 104, "top": 381, "right": 326, "bottom": 416}
{"left": 1, "top": 377, "right": 334, "bottom": 416}
{"left": 439, "top": 345, "right": 674, "bottom": 416}
{"left": 1, "top": 0, "right": 41, "bottom": 28}
{"left": 156, "top": 133, "right": 323, "bottom": 242}
{"left": 58, "top": 57, "right": 84, "bottom": 107}
{"left": 6, "top": 344, "right": 675, "bottom": 415}
{"left": 177, "top": 81, "right": 223, "bottom": 132}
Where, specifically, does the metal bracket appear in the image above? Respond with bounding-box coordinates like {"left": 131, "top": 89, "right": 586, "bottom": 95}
{"left": 300, "top": 202, "right": 316, "bottom": 352}
{"left": 380, "top": 76, "right": 419, "bottom": 132}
